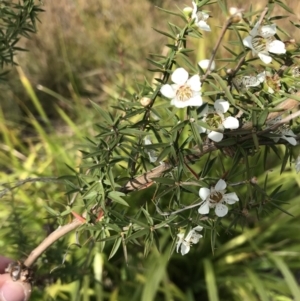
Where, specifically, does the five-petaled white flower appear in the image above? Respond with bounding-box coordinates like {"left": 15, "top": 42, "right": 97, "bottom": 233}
{"left": 192, "top": 2, "right": 211, "bottom": 31}
{"left": 198, "top": 99, "right": 239, "bottom": 142}
{"left": 198, "top": 179, "right": 239, "bottom": 217}
{"left": 267, "top": 117, "right": 297, "bottom": 146}
{"left": 243, "top": 23, "right": 286, "bottom": 64}
{"left": 176, "top": 226, "right": 203, "bottom": 255}
{"left": 144, "top": 136, "right": 158, "bottom": 163}
{"left": 160, "top": 67, "right": 203, "bottom": 108}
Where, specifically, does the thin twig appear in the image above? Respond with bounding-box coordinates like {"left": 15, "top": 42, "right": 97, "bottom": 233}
{"left": 202, "top": 19, "right": 233, "bottom": 82}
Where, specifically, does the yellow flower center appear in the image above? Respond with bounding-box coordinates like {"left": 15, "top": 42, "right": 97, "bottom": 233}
{"left": 268, "top": 74, "right": 280, "bottom": 92}
{"left": 206, "top": 113, "right": 222, "bottom": 129}
{"left": 176, "top": 85, "right": 193, "bottom": 102}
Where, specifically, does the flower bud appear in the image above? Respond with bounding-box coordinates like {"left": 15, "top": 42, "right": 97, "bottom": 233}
{"left": 198, "top": 59, "right": 215, "bottom": 71}
{"left": 183, "top": 7, "right": 193, "bottom": 18}
{"left": 229, "top": 7, "right": 243, "bottom": 23}
{"left": 140, "top": 97, "right": 152, "bottom": 107}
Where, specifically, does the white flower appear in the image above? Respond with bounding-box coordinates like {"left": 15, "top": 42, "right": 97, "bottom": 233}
{"left": 198, "top": 99, "right": 239, "bottom": 142}
{"left": 144, "top": 136, "right": 158, "bottom": 163}
{"left": 198, "top": 59, "right": 215, "bottom": 71}
{"left": 160, "top": 67, "right": 203, "bottom": 108}
{"left": 268, "top": 117, "right": 297, "bottom": 146}
{"left": 176, "top": 226, "right": 203, "bottom": 255}
{"left": 198, "top": 179, "right": 239, "bottom": 217}
{"left": 192, "top": 2, "right": 211, "bottom": 31}
{"left": 295, "top": 155, "right": 300, "bottom": 173}
{"left": 243, "top": 23, "right": 286, "bottom": 64}
{"left": 240, "top": 72, "right": 265, "bottom": 88}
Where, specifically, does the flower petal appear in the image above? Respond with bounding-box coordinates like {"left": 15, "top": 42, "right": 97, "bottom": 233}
{"left": 189, "top": 228, "right": 203, "bottom": 244}
{"left": 249, "top": 23, "right": 260, "bottom": 36}
{"left": 160, "top": 84, "right": 175, "bottom": 99}
{"left": 144, "top": 136, "right": 152, "bottom": 145}
{"left": 184, "top": 94, "right": 203, "bottom": 107}
{"left": 260, "top": 24, "right": 276, "bottom": 38}
{"left": 208, "top": 131, "right": 223, "bottom": 142}
{"left": 148, "top": 152, "right": 157, "bottom": 163}
{"left": 223, "top": 192, "right": 239, "bottom": 204}
{"left": 176, "top": 233, "right": 184, "bottom": 253}
{"left": 181, "top": 242, "right": 190, "bottom": 255}
{"left": 190, "top": 234, "right": 202, "bottom": 244}
{"left": 193, "top": 225, "right": 203, "bottom": 232}
{"left": 170, "top": 98, "right": 186, "bottom": 108}
{"left": 215, "top": 179, "right": 227, "bottom": 191}
{"left": 215, "top": 203, "right": 228, "bottom": 217}
{"left": 187, "top": 74, "right": 201, "bottom": 91}
{"left": 191, "top": 1, "right": 197, "bottom": 19}
{"left": 272, "top": 136, "right": 280, "bottom": 143}
{"left": 198, "top": 201, "right": 210, "bottom": 215}
{"left": 281, "top": 136, "right": 297, "bottom": 146}
{"left": 199, "top": 187, "right": 210, "bottom": 200}
{"left": 268, "top": 40, "right": 286, "bottom": 54}
{"left": 258, "top": 52, "right": 272, "bottom": 64}
{"left": 214, "top": 99, "right": 229, "bottom": 114}
{"left": 256, "top": 72, "right": 266, "bottom": 83}
{"left": 243, "top": 36, "right": 254, "bottom": 50}
{"left": 201, "top": 12, "right": 209, "bottom": 21}
{"left": 171, "top": 94, "right": 203, "bottom": 108}
{"left": 144, "top": 136, "right": 157, "bottom": 162}
{"left": 171, "top": 68, "right": 189, "bottom": 85}
{"left": 197, "top": 20, "right": 211, "bottom": 31}
{"left": 243, "top": 76, "right": 261, "bottom": 87}
{"left": 284, "top": 129, "right": 297, "bottom": 137}
{"left": 223, "top": 116, "right": 239, "bottom": 129}
{"left": 198, "top": 125, "right": 207, "bottom": 134}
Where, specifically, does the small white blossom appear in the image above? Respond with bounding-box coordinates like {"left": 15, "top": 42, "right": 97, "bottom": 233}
{"left": 160, "top": 67, "right": 203, "bottom": 108}
{"left": 295, "top": 155, "right": 300, "bottom": 173}
{"left": 144, "top": 136, "right": 158, "bottom": 162}
{"left": 198, "top": 59, "right": 215, "bottom": 71}
{"left": 243, "top": 23, "right": 286, "bottom": 64}
{"left": 240, "top": 72, "right": 265, "bottom": 88}
{"left": 268, "top": 117, "right": 297, "bottom": 146}
{"left": 192, "top": 2, "right": 211, "bottom": 31}
{"left": 198, "top": 179, "right": 239, "bottom": 217}
{"left": 176, "top": 226, "right": 203, "bottom": 255}
{"left": 198, "top": 99, "right": 239, "bottom": 142}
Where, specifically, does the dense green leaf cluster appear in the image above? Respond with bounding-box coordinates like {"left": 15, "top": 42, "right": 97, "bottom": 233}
{"left": 0, "top": 0, "right": 43, "bottom": 77}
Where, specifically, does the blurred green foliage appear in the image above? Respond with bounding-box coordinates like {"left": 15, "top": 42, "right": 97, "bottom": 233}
{"left": 1, "top": 0, "right": 300, "bottom": 301}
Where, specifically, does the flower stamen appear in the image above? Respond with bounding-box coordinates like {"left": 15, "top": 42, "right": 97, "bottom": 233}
{"left": 210, "top": 191, "right": 223, "bottom": 203}
{"left": 176, "top": 85, "right": 193, "bottom": 102}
